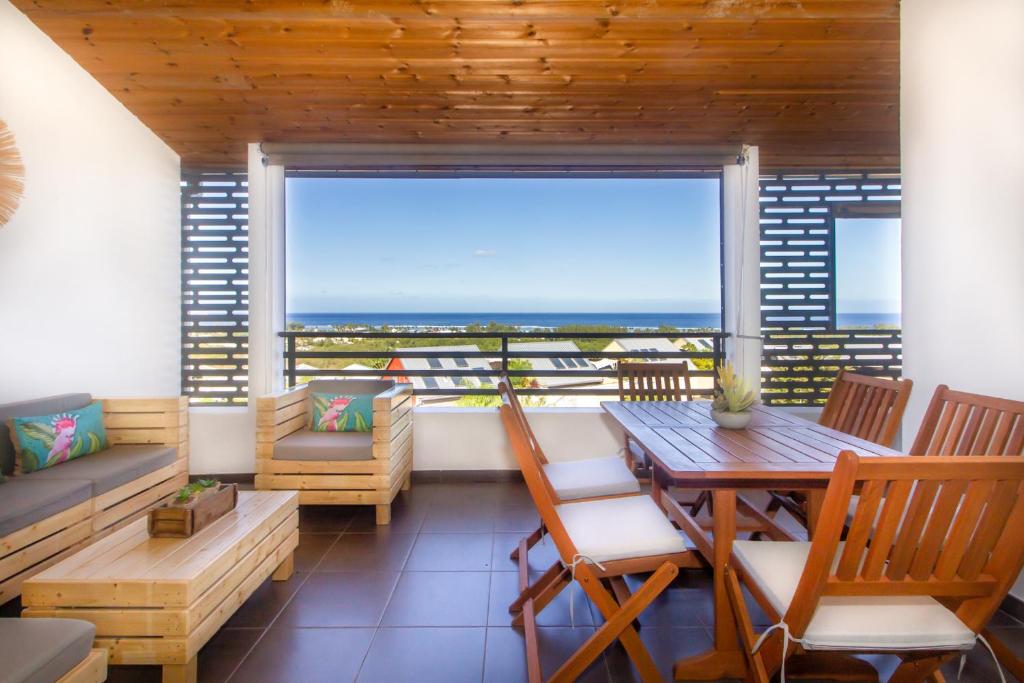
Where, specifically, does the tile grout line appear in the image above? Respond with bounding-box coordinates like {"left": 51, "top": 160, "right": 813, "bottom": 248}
{"left": 222, "top": 513, "right": 352, "bottom": 683}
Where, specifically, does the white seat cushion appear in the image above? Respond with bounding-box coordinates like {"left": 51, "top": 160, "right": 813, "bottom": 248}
{"left": 543, "top": 456, "right": 640, "bottom": 501}
{"left": 555, "top": 495, "right": 687, "bottom": 564}
{"left": 732, "top": 540, "right": 976, "bottom": 652}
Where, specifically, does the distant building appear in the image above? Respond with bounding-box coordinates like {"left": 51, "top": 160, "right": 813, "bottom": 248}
{"left": 601, "top": 337, "right": 694, "bottom": 369}
{"left": 386, "top": 345, "right": 494, "bottom": 397}
{"left": 507, "top": 341, "right": 603, "bottom": 389}
{"left": 674, "top": 337, "right": 715, "bottom": 353}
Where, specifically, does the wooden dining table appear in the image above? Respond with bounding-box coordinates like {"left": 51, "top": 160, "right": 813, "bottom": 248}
{"left": 601, "top": 399, "right": 900, "bottom": 681}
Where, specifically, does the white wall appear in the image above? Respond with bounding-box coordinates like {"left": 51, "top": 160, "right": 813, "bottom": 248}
{"left": 413, "top": 407, "right": 626, "bottom": 470}
{"left": 901, "top": 0, "right": 1024, "bottom": 597}
{"left": 0, "top": 1, "right": 181, "bottom": 401}
{"left": 900, "top": 0, "right": 1024, "bottom": 442}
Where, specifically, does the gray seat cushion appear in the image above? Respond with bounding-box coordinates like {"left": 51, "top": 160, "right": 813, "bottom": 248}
{"left": 0, "top": 478, "right": 93, "bottom": 537}
{"left": 0, "top": 618, "right": 95, "bottom": 683}
{"left": 307, "top": 379, "right": 392, "bottom": 396}
{"left": 273, "top": 430, "right": 373, "bottom": 461}
{"left": 0, "top": 394, "right": 92, "bottom": 476}
{"left": 25, "top": 444, "right": 177, "bottom": 496}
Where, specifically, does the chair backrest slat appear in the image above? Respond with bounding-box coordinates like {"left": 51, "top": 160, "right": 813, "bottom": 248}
{"left": 617, "top": 362, "right": 693, "bottom": 402}
{"left": 781, "top": 453, "right": 1024, "bottom": 639}
{"left": 911, "top": 386, "right": 1024, "bottom": 456}
{"left": 933, "top": 479, "right": 996, "bottom": 580}
{"left": 819, "top": 370, "right": 912, "bottom": 448}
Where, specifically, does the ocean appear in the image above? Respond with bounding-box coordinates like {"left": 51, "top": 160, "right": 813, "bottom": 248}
{"left": 287, "top": 312, "right": 901, "bottom": 330}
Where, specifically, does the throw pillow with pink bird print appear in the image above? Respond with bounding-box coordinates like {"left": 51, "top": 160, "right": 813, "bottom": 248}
{"left": 10, "top": 401, "right": 109, "bottom": 473}
{"left": 311, "top": 393, "right": 374, "bottom": 432}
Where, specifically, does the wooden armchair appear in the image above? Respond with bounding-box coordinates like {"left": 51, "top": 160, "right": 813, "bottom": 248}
{"left": 728, "top": 451, "right": 1024, "bottom": 683}
{"left": 255, "top": 380, "right": 413, "bottom": 525}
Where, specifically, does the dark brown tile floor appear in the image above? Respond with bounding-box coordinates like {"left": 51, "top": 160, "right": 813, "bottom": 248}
{"left": 3, "top": 481, "right": 1022, "bottom": 682}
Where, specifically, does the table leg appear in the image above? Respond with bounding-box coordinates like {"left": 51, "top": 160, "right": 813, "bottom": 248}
{"left": 672, "top": 489, "right": 747, "bottom": 681}
{"left": 162, "top": 657, "right": 197, "bottom": 683}
{"left": 805, "top": 489, "right": 826, "bottom": 539}
{"left": 272, "top": 551, "right": 294, "bottom": 581}
{"left": 651, "top": 467, "right": 667, "bottom": 512}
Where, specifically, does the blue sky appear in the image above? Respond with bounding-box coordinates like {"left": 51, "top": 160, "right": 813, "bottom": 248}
{"left": 286, "top": 177, "right": 723, "bottom": 313}
{"left": 285, "top": 178, "right": 900, "bottom": 315}
{"left": 835, "top": 218, "right": 902, "bottom": 314}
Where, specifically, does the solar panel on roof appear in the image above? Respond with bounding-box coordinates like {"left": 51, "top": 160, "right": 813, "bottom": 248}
{"left": 427, "top": 358, "right": 442, "bottom": 369}
{"left": 551, "top": 358, "right": 565, "bottom": 369}
{"left": 423, "top": 377, "right": 439, "bottom": 389}
{"left": 453, "top": 357, "right": 468, "bottom": 368}
{"left": 561, "top": 357, "right": 577, "bottom": 368}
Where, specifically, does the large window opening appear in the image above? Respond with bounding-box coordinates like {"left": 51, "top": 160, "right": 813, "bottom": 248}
{"left": 283, "top": 174, "right": 723, "bottom": 406}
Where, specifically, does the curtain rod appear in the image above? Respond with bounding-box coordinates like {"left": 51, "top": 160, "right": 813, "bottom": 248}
{"left": 258, "top": 143, "right": 745, "bottom": 169}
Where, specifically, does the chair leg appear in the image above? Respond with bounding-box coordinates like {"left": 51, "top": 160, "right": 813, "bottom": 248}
{"left": 691, "top": 490, "right": 713, "bottom": 517}
{"left": 375, "top": 503, "right": 391, "bottom": 525}
{"left": 982, "top": 627, "right": 1024, "bottom": 682}
{"left": 607, "top": 575, "right": 643, "bottom": 633}
{"left": 550, "top": 562, "right": 678, "bottom": 683}
{"left": 725, "top": 566, "right": 771, "bottom": 683}
{"left": 510, "top": 524, "right": 545, "bottom": 561}
{"left": 888, "top": 654, "right": 954, "bottom": 683}
{"left": 401, "top": 473, "right": 411, "bottom": 491}
{"left": 510, "top": 560, "right": 566, "bottom": 615}
{"left": 512, "top": 565, "right": 571, "bottom": 627}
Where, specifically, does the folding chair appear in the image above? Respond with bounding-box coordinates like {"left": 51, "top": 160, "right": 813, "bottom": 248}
{"left": 498, "top": 377, "right": 695, "bottom": 683}
{"left": 502, "top": 377, "right": 641, "bottom": 565}
{"left": 727, "top": 451, "right": 1024, "bottom": 683}
{"left": 757, "top": 370, "right": 913, "bottom": 530}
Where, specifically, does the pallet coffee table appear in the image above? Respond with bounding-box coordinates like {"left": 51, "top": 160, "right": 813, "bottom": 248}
{"left": 22, "top": 491, "right": 299, "bottom": 683}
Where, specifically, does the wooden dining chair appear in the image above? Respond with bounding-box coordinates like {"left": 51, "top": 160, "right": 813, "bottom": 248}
{"left": 761, "top": 370, "right": 913, "bottom": 528}
{"left": 617, "top": 362, "right": 694, "bottom": 478}
{"left": 728, "top": 451, "right": 1024, "bottom": 683}
{"left": 498, "top": 377, "right": 694, "bottom": 683}
{"left": 502, "top": 376, "right": 642, "bottom": 565}
{"left": 909, "top": 385, "right": 1024, "bottom": 457}
{"left": 908, "top": 386, "right": 1024, "bottom": 680}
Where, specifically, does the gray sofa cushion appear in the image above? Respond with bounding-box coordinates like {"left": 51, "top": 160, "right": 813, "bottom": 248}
{"left": 25, "top": 444, "right": 177, "bottom": 496}
{"left": 308, "top": 379, "right": 392, "bottom": 397}
{"left": 0, "top": 394, "right": 92, "bottom": 476}
{"left": 0, "top": 478, "right": 92, "bottom": 537}
{"left": 273, "top": 430, "right": 373, "bottom": 461}
{"left": 0, "top": 618, "right": 95, "bottom": 683}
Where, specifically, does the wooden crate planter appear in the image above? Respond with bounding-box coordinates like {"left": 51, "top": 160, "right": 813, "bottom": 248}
{"left": 148, "top": 484, "right": 237, "bottom": 538}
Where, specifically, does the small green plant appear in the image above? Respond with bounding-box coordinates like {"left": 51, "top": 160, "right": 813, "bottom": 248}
{"left": 712, "top": 362, "right": 756, "bottom": 413}
{"left": 175, "top": 479, "right": 220, "bottom": 504}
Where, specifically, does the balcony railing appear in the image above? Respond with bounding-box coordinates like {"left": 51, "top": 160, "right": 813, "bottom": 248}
{"left": 280, "top": 330, "right": 728, "bottom": 397}
{"left": 761, "top": 329, "right": 903, "bottom": 406}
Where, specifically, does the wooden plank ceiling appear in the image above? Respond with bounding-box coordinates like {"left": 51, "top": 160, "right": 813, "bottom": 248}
{"left": 13, "top": 0, "right": 899, "bottom": 169}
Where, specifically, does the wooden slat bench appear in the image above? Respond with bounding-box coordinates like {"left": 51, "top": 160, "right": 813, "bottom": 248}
{"left": 0, "top": 395, "right": 189, "bottom": 604}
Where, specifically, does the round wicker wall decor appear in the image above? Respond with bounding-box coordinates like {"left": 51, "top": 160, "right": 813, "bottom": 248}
{"left": 0, "top": 119, "right": 26, "bottom": 226}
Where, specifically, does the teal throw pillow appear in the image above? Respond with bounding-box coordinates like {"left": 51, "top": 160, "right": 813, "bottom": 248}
{"left": 311, "top": 393, "right": 374, "bottom": 432}
{"left": 10, "top": 401, "right": 109, "bottom": 473}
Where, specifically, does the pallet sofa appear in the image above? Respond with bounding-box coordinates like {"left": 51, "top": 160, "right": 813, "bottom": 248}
{"left": 0, "top": 393, "right": 188, "bottom": 604}
{"left": 0, "top": 618, "right": 107, "bottom": 683}
{"left": 255, "top": 380, "right": 413, "bottom": 525}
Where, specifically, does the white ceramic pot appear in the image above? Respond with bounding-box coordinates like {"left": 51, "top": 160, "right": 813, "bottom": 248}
{"left": 711, "top": 409, "right": 753, "bottom": 429}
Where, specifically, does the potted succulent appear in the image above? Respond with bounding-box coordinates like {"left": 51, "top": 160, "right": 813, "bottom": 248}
{"left": 711, "top": 362, "right": 756, "bottom": 429}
